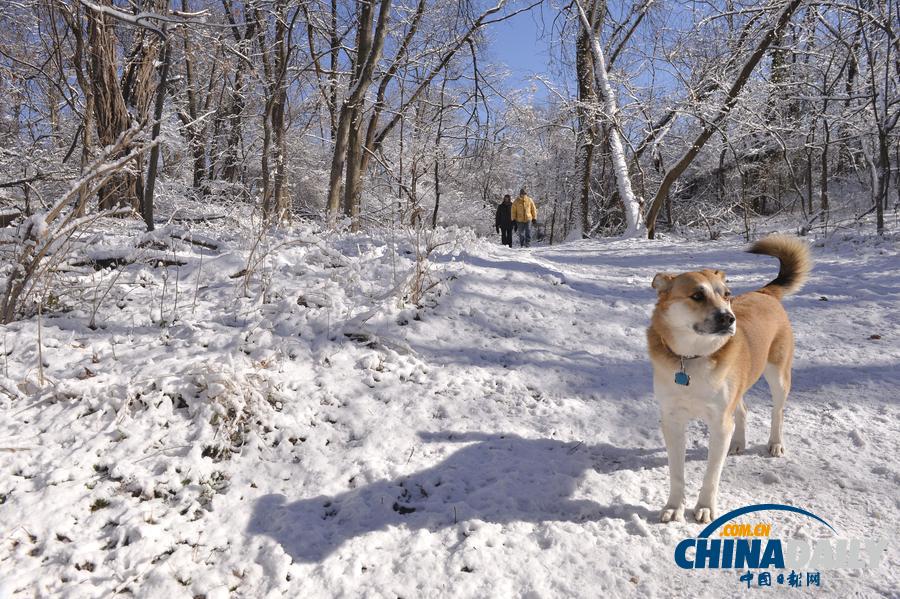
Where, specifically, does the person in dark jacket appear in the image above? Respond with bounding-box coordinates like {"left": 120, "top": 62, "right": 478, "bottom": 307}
{"left": 495, "top": 194, "right": 513, "bottom": 247}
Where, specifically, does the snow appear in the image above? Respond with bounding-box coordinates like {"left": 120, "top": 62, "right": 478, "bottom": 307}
{"left": 21, "top": 213, "right": 48, "bottom": 241}
{"left": 1, "top": 221, "right": 898, "bottom": 597}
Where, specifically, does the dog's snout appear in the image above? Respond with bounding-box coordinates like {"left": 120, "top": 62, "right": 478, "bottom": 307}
{"left": 716, "top": 310, "right": 735, "bottom": 326}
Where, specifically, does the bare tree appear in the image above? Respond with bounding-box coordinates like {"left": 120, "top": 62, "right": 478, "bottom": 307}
{"left": 645, "top": 0, "right": 805, "bottom": 238}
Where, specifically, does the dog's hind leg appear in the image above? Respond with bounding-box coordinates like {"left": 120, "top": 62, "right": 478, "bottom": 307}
{"left": 695, "top": 409, "right": 735, "bottom": 524}
{"left": 764, "top": 363, "right": 790, "bottom": 457}
{"left": 660, "top": 413, "right": 687, "bottom": 523}
{"left": 729, "top": 398, "right": 747, "bottom": 455}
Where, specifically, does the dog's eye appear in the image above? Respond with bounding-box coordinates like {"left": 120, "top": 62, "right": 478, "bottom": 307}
{"left": 724, "top": 290, "right": 732, "bottom": 299}
{"left": 691, "top": 292, "right": 705, "bottom": 301}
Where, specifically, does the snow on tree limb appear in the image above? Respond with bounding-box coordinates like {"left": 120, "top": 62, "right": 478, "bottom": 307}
{"left": 572, "top": 0, "right": 645, "bottom": 237}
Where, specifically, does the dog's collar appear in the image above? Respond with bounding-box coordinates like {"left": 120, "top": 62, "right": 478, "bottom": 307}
{"left": 660, "top": 340, "right": 701, "bottom": 361}
{"left": 661, "top": 341, "right": 700, "bottom": 387}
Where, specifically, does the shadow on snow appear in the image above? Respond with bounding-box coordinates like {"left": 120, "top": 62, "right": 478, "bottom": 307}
{"left": 247, "top": 432, "right": 705, "bottom": 563}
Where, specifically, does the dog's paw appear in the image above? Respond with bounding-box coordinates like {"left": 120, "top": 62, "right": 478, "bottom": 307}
{"left": 768, "top": 442, "right": 785, "bottom": 457}
{"left": 728, "top": 438, "right": 746, "bottom": 455}
{"left": 694, "top": 505, "right": 716, "bottom": 524}
{"left": 660, "top": 505, "right": 685, "bottom": 523}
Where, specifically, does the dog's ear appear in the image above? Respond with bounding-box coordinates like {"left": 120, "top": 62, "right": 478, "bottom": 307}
{"left": 702, "top": 269, "right": 727, "bottom": 282}
{"left": 651, "top": 273, "right": 675, "bottom": 293}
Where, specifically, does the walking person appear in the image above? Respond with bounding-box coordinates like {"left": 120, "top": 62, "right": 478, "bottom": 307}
{"left": 495, "top": 194, "right": 513, "bottom": 247}
{"left": 511, "top": 188, "right": 537, "bottom": 248}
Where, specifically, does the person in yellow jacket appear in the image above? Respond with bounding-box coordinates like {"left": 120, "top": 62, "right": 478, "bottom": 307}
{"left": 511, "top": 188, "right": 537, "bottom": 248}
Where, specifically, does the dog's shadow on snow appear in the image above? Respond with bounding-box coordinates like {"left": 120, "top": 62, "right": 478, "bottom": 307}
{"left": 247, "top": 431, "right": 703, "bottom": 563}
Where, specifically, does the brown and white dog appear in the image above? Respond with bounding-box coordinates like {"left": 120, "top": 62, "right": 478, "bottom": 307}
{"left": 647, "top": 235, "right": 811, "bottom": 524}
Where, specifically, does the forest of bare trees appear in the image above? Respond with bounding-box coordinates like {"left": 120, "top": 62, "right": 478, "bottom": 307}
{"left": 0, "top": 0, "right": 897, "bottom": 308}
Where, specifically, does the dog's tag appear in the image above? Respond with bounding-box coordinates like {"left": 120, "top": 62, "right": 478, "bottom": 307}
{"left": 674, "top": 371, "right": 690, "bottom": 386}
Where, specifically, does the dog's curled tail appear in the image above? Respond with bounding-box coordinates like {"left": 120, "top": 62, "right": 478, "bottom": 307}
{"left": 748, "top": 234, "right": 811, "bottom": 299}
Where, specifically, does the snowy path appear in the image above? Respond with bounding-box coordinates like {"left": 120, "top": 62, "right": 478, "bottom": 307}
{"left": 255, "top": 237, "right": 899, "bottom": 597}
{"left": 2, "top": 234, "right": 898, "bottom": 597}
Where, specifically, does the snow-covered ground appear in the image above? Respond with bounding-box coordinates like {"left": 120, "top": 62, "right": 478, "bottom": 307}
{"left": 1, "top": 221, "right": 898, "bottom": 598}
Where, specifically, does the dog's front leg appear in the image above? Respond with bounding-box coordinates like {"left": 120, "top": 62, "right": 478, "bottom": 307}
{"left": 660, "top": 411, "right": 687, "bottom": 522}
{"left": 694, "top": 414, "right": 735, "bottom": 524}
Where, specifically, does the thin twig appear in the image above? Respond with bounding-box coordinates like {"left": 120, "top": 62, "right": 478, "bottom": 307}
{"left": 133, "top": 444, "right": 193, "bottom": 464}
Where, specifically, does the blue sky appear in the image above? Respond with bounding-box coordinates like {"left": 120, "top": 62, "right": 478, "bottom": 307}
{"left": 487, "top": 3, "right": 561, "bottom": 99}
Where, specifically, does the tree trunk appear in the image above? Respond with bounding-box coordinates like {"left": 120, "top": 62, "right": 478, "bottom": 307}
{"left": 327, "top": 0, "right": 393, "bottom": 224}
{"left": 327, "top": 103, "right": 353, "bottom": 220}
{"left": 121, "top": 0, "right": 168, "bottom": 208}
{"left": 329, "top": 0, "right": 339, "bottom": 140}
{"left": 180, "top": 0, "right": 208, "bottom": 195}
{"left": 575, "top": 19, "right": 600, "bottom": 238}
{"left": 431, "top": 76, "right": 448, "bottom": 229}
{"left": 335, "top": 0, "right": 377, "bottom": 224}
{"left": 87, "top": 0, "right": 140, "bottom": 211}
{"left": 343, "top": 110, "right": 365, "bottom": 228}
{"left": 573, "top": 0, "right": 643, "bottom": 236}
{"left": 875, "top": 128, "right": 888, "bottom": 234}
{"left": 805, "top": 149, "right": 813, "bottom": 215}
{"left": 549, "top": 198, "right": 558, "bottom": 245}
{"left": 59, "top": 1, "right": 95, "bottom": 216}
{"left": 820, "top": 120, "right": 829, "bottom": 216}
{"left": 352, "top": 0, "right": 427, "bottom": 220}
{"left": 258, "top": 1, "right": 292, "bottom": 222}
{"left": 271, "top": 88, "right": 288, "bottom": 220}
{"left": 143, "top": 28, "right": 171, "bottom": 232}
{"left": 220, "top": 0, "right": 257, "bottom": 185}
{"left": 432, "top": 157, "right": 441, "bottom": 229}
